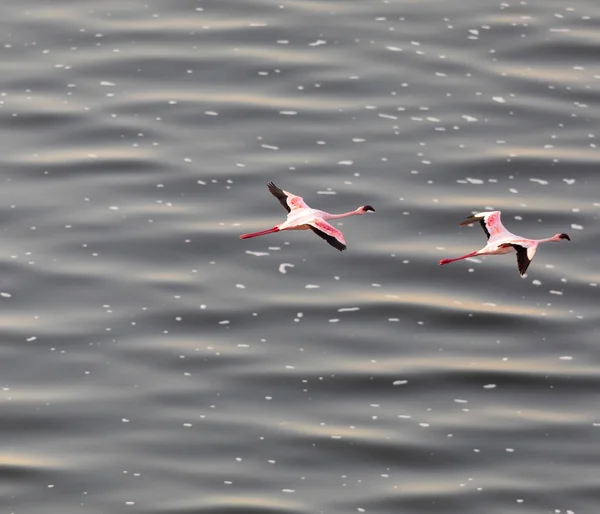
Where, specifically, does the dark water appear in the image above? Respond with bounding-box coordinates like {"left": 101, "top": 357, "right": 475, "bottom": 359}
{"left": 2, "top": 0, "right": 600, "bottom": 513}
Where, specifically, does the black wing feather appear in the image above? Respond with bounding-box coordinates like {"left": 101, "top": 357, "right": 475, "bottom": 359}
{"left": 511, "top": 244, "right": 531, "bottom": 275}
{"left": 267, "top": 182, "right": 290, "bottom": 213}
{"left": 308, "top": 226, "right": 346, "bottom": 252}
{"left": 479, "top": 219, "right": 491, "bottom": 239}
{"left": 460, "top": 214, "right": 490, "bottom": 239}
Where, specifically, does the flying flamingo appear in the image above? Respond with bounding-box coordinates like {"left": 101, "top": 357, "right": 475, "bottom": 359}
{"left": 239, "top": 182, "right": 375, "bottom": 251}
{"left": 439, "top": 211, "right": 570, "bottom": 275}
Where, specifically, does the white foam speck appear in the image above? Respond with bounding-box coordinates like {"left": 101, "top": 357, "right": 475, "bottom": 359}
{"left": 393, "top": 380, "right": 408, "bottom": 385}
{"left": 245, "top": 251, "right": 270, "bottom": 257}
{"left": 338, "top": 307, "right": 360, "bottom": 312}
{"left": 571, "top": 224, "right": 583, "bottom": 230}
{"left": 279, "top": 263, "right": 295, "bottom": 274}
{"left": 305, "top": 284, "right": 320, "bottom": 289}
{"left": 492, "top": 96, "right": 506, "bottom": 103}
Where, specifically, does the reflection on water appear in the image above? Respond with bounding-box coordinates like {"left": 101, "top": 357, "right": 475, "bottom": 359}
{"left": 1, "top": 0, "right": 599, "bottom": 513}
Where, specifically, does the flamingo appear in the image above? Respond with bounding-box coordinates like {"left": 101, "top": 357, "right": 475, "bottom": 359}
{"left": 439, "top": 211, "right": 570, "bottom": 275}
{"left": 239, "top": 182, "right": 375, "bottom": 251}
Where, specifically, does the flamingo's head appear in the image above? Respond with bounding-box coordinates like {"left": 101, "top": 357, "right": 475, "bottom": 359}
{"left": 558, "top": 233, "right": 570, "bottom": 241}
{"left": 361, "top": 205, "right": 375, "bottom": 213}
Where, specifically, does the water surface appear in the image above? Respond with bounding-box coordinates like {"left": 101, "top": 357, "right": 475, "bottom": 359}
{"left": 1, "top": 0, "right": 599, "bottom": 513}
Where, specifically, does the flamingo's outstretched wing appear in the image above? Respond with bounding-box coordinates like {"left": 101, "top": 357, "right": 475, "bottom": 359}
{"left": 460, "top": 211, "right": 513, "bottom": 241}
{"left": 498, "top": 242, "right": 536, "bottom": 276}
{"left": 268, "top": 182, "right": 309, "bottom": 213}
{"left": 308, "top": 218, "right": 347, "bottom": 252}
{"left": 511, "top": 244, "right": 532, "bottom": 275}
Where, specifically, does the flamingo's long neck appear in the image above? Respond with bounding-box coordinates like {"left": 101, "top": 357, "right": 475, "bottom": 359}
{"left": 535, "top": 236, "right": 559, "bottom": 244}
{"left": 324, "top": 208, "right": 363, "bottom": 220}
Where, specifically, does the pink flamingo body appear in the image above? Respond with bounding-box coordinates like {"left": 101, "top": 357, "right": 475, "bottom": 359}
{"left": 439, "top": 211, "right": 570, "bottom": 275}
{"left": 240, "top": 182, "right": 375, "bottom": 251}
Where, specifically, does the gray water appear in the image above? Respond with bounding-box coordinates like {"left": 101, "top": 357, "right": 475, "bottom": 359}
{"left": 2, "top": 0, "right": 600, "bottom": 513}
